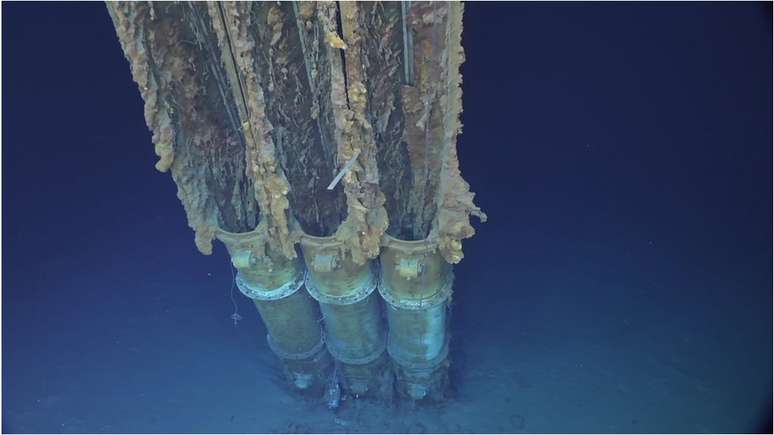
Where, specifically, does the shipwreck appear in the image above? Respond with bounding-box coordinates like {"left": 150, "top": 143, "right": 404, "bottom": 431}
{"left": 107, "top": 0, "right": 485, "bottom": 402}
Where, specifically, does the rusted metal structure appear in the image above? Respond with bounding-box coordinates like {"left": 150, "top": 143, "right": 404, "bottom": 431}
{"left": 108, "top": 0, "right": 485, "bottom": 402}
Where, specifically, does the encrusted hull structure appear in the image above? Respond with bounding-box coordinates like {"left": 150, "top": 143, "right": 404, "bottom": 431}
{"left": 108, "top": 0, "right": 485, "bottom": 403}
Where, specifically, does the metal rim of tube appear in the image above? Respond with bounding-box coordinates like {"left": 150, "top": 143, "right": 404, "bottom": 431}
{"left": 304, "top": 267, "right": 378, "bottom": 306}
{"left": 266, "top": 330, "right": 327, "bottom": 361}
{"left": 235, "top": 269, "right": 305, "bottom": 301}
{"left": 377, "top": 271, "right": 454, "bottom": 311}
{"left": 381, "top": 233, "right": 439, "bottom": 254}
{"left": 327, "top": 330, "right": 387, "bottom": 365}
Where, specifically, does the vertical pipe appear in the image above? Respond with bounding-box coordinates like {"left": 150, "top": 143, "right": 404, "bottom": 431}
{"left": 378, "top": 234, "right": 453, "bottom": 401}
{"left": 300, "top": 234, "right": 392, "bottom": 399}
{"left": 217, "top": 227, "right": 332, "bottom": 394}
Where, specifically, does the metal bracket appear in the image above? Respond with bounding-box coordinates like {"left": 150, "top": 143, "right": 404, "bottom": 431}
{"left": 231, "top": 250, "right": 257, "bottom": 269}
{"left": 312, "top": 253, "right": 338, "bottom": 273}
{"left": 397, "top": 257, "right": 423, "bottom": 280}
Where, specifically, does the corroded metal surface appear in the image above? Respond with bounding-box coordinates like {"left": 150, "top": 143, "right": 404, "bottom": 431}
{"left": 107, "top": 2, "right": 259, "bottom": 254}
{"left": 108, "top": 0, "right": 484, "bottom": 263}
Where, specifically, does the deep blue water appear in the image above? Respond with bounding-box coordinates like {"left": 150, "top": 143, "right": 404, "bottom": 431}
{"left": 3, "top": 2, "right": 772, "bottom": 433}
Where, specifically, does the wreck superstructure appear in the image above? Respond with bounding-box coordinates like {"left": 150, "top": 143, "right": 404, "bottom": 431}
{"left": 107, "top": 0, "right": 485, "bottom": 402}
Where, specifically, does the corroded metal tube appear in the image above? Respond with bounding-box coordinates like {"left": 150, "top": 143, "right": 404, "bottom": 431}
{"left": 300, "top": 234, "right": 392, "bottom": 399}
{"left": 379, "top": 234, "right": 453, "bottom": 401}
{"left": 217, "top": 227, "right": 331, "bottom": 394}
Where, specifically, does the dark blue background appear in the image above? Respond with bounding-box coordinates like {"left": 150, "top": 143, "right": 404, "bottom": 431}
{"left": 3, "top": 2, "right": 772, "bottom": 433}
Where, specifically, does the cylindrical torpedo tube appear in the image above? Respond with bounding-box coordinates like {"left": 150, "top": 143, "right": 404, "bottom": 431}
{"left": 300, "top": 233, "right": 392, "bottom": 399}
{"left": 216, "top": 228, "right": 332, "bottom": 394}
{"left": 378, "top": 235, "right": 453, "bottom": 401}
